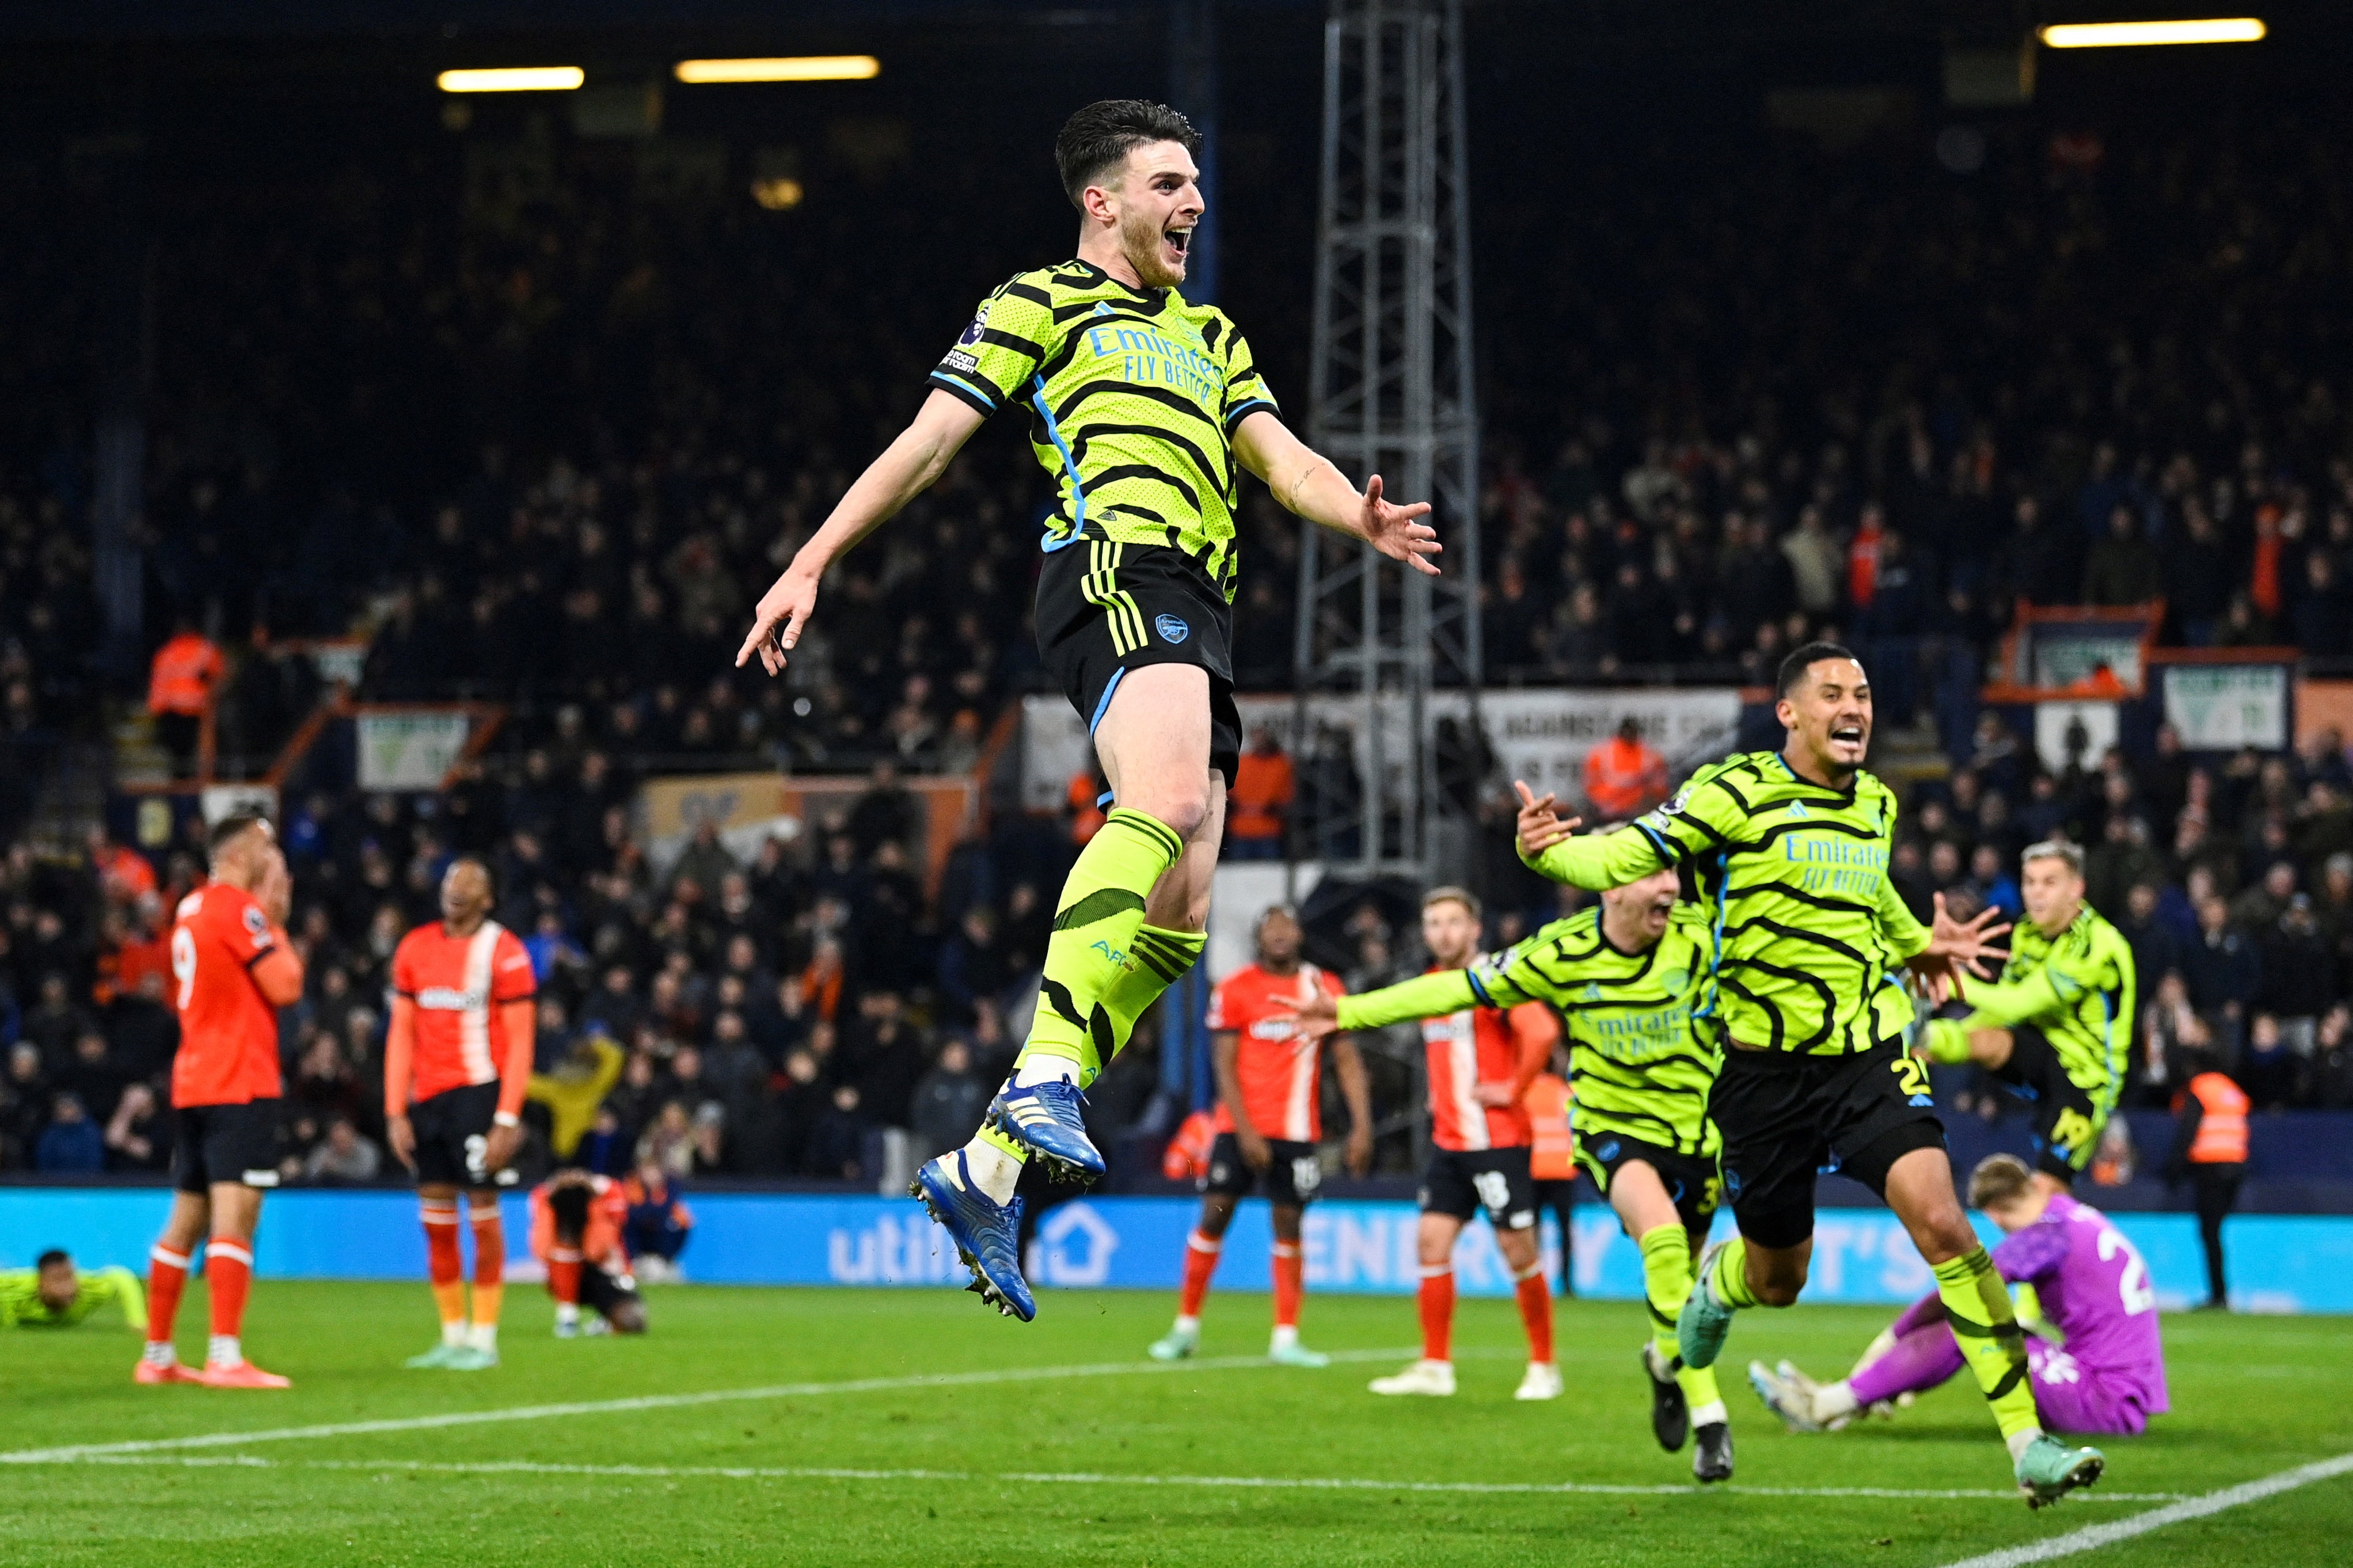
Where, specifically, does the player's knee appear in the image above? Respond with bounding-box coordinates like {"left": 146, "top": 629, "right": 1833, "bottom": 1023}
{"left": 1753, "top": 1277, "right": 1804, "bottom": 1308}
{"left": 1129, "top": 788, "right": 1208, "bottom": 843}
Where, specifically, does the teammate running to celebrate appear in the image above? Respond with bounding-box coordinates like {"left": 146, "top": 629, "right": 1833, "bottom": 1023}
{"left": 1147, "top": 906, "right": 1370, "bottom": 1367}
{"left": 1918, "top": 841, "right": 2135, "bottom": 1193}
{"left": 1514, "top": 644, "right": 2107, "bottom": 1506}
{"left": 1751, "top": 1154, "right": 2168, "bottom": 1438}
{"left": 386, "top": 858, "right": 538, "bottom": 1369}
{"left": 736, "top": 100, "right": 1438, "bottom": 1320}
{"left": 139, "top": 815, "right": 303, "bottom": 1388}
{"left": 531, "top": 1170, "right": 647, "bottom": 1338}
{"left": 1290, "top": 878, "right": 1735, "bottom": 1476}
{"left": 1286, "top": 889, "right": 1563, "bottom": 1405}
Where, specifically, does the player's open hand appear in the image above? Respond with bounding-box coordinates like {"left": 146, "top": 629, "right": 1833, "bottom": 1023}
{"left": 1271, "top": 991, "right": 1341, "bottom": 1043}
{"left": 1357, "top": 473, "right": 1441, "bottom": 577}
{"left": 1513, "top": 780, "right": 1582, "bottom": 859}
{"left": 1344, "top": 1125, "right": 1373, "bottom": 1178}
{"left": 482, "top": 1121, "right": 522, "bottom": 1175}
{"left": 1909, "top": 892, "right": 2010, "bottom": 1003}
{"left": 1237, "top": 1126, "right": 1273, "bottom": 1171}
{"left": 735, "top": 568, "right": 819, "bottom": 676}
{"left": 386, "top": 1114, "right": 416, "bottom": 1173}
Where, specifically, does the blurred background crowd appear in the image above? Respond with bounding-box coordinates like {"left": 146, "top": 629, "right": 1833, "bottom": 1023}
{"left": 3, "top": 9, "right": 2352, "bottom": 1185}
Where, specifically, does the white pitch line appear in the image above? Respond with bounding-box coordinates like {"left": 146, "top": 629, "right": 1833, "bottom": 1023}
{"left": 1934, "top": 1451, "right": 2353, "bottom": 1568}
{"left": 0, "top": 1347, "right": 1430, "bottom": 1464}
{"left": 27, "top": 1453, "right": 2192, "bottom": 1504}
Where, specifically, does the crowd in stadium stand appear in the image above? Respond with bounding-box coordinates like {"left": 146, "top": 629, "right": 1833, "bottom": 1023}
{"left": 5, "top": 110, "right": 2353, "bottom": 1178}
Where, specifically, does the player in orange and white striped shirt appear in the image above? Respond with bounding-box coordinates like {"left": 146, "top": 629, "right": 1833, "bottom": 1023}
{"left": 384, "top": 858, "right": 536, "bottom": 1371}
{"left": 1146, "top": 907, "right": 1371, "bottom": 1367}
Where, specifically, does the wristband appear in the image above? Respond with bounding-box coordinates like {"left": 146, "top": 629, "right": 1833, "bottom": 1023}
{"left": 493, "top": 1112, "right": 521, "bottom": 1129}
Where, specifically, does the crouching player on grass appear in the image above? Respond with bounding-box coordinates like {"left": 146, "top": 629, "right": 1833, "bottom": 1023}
{"left": 1750, "top": 1154, "right": 2167, "bottom": 1438}
{"left": 530, "top": 1170, "right": 646, "bottom": 1337}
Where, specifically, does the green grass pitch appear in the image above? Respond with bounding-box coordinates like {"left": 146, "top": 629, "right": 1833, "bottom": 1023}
{"left": 4, "top": 1280, "right": 2349, "bottom": 1566}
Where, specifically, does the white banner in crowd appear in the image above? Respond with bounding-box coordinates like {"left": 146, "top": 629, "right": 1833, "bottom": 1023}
{"left": 356, "top": 711, "right": 474, "bottom": 791}
{"left": 1021, "top": 687, "right": 1743, "bottom": 813}
{"left": 2163, "top": 663, "right": 2290, "bottom": 750}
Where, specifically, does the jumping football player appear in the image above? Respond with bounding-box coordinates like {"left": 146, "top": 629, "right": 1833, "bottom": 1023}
{"left": 1751, "top": 1154, "right": 2168, "bottom": 1438}
{"left": 139, "top": 815, "right": 303, "bottom": 1388}
{"left": 736, "top": 100, "right": 1438, "bottom": 1320}
{"left": 386, "top": 858, "right": 538, "bottom": 1369}
{"left": 1918, "top": 841, "right": 2135, "bottom": 1194}
{"left": 1514, "top": 644, "right": 2106, "bottom": 1506}
{"left": 1146, "top": 905, "right": 1370, "bottom": 1367}
{"left": 1287, "top": 889, "right": 1563, "bottom": 1404}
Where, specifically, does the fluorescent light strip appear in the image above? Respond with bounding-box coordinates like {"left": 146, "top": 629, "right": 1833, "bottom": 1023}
{"left": 437, "top": 67, "right": 586, "bottom": 93}
{"left": 674, "top": 56, "right": 880, "bottom": 84}
{"left": 2038, "top": 18, "right": 2265, "bottom": 48}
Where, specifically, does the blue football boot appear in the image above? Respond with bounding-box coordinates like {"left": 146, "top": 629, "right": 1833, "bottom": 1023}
{"left": 911, "top": 1150, "right": 1035, "bottom": 1322}
{"left": 984, "top": 1079, "right": 1105, "bottom": 1185}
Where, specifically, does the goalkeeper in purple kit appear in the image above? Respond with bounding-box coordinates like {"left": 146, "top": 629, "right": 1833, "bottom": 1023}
{"left": 1750, "top": 1154, "right": 2169, "bottom": 1437}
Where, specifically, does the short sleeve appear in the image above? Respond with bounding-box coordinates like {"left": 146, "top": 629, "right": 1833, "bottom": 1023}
{"left": 493, "top": 933, "right": 538, "bottom": 1002}
{"left": 1204, "top": 977, "right": 1232, "bottom": 1032}
{"left": 390, "top": 934, "right": 417, "bottom": 998}
{"left": 1218, "top": 318, "right": 1278, "bottom": 433}
{"left": 237, "top": 901, "right": 276, "bottom": 960}
{"left": 1633, "top": 772, "right": 1745, "bottom": 867}
{"left": 930, "top": 279, "right": 1054, "bottom": 415}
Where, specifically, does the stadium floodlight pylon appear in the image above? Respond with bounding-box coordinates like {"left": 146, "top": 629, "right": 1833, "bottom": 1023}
{"left": 1295, "top": 0, "right": 1481, "bottom": 884}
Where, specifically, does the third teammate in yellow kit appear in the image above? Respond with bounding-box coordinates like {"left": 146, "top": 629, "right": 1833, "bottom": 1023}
{"left": 1284, "top": 870, "right": 1735, "bottom": 1480}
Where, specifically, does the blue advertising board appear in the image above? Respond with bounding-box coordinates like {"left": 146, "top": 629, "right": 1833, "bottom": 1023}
{"left": 3, "top": 1188, "right": 2347, "bottom": 1314}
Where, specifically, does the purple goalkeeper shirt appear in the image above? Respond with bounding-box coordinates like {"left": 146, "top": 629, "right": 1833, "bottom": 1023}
{"left": 1990, "top": 1193, "right": 2170, "bottom": 1414}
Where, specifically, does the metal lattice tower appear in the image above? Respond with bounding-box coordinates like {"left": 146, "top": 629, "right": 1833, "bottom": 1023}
{"left": 1294, "top": 0, "right": 1481, "bottom": 881}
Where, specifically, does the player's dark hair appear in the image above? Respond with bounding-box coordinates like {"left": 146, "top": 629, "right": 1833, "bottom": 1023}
{"left": 1776, "top": 641, "right": 1863, "bottom": 700}
{"left": 1055, "top": 100, "right": 1201, "bottom": 210}
{"left": 1967, "top": 1152, "right": 2035, "bottom": 1210}
{"left": 207, "top": 813, "right": 271, "bottom": 861}
{"left": 36, "top": 1248, "right": 69, "bottom": 1270}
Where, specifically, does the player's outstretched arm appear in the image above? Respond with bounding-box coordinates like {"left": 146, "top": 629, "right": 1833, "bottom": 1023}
{"left": 736, "top": 390, "right": 987, "bottom": 675}
{"left": 1276, "top": 968, "right": 1481, "bottom": 1041}
{"left": 1232, "top": 410, "right": 1440, "bottom": 576}
{"left": 1511, "top": 779, "right": 1667, "bottom": 891}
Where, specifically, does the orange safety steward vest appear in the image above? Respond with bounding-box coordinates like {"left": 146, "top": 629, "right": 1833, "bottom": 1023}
{"left": 1584, "top": 737, "right": 1664, "bottom": 820}
{"left": 1524, "top": 1071, "right": 1575, "bottom": 1181}
{"left": 2186, "top": 1072, "right": 2249, "bottom": 1164}
{"left": 148, "top": 634, "right": 223, "bottom": 716}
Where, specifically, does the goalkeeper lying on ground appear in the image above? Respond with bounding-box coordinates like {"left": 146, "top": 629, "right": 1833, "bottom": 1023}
{"left": 1749, "top": 1154, "right": 2168, "bottom": 1437}
{"left": 2, "top": 1249, "right": 146, "bottom": 1329}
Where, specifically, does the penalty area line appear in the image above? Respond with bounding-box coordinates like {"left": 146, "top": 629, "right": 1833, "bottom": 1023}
{"left": 32, "top": 1453, "right": 2188, "bottom": 1504}
{"left": 1934, "top": 1450, "right": 2353, "bottom": 1568}
{"left": 0, "top": 1346, "right": 1430, "bottom": 1464}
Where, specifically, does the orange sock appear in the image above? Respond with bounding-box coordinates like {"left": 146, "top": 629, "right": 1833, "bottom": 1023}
{"left": 1418, "top": 1265, "right": 1455, "bottom": 1363}
{"left": 1177, "top": 1230, "right": 1222, "bottom": 1319}
{"left": 146, "top": 1244, "right": 189, "bottom": 1352}
{"left": 423, "top": 1198, "right": 465, "bottom": 1327}
{"left": 1271, "top": 1242, "right": 1305, "bottom": 1330}
{"left": 1514, "top": 1260, "right": 1554, "bottom": 1364}
{"left": 548, "top": 1251, "right": 583, "bottom": 1306}
{"left": 469, "top": 1207, "right": 505, "bottom": 1331}
{"left": 206, "top": 1240, "right": 252, "bottom": 1346}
